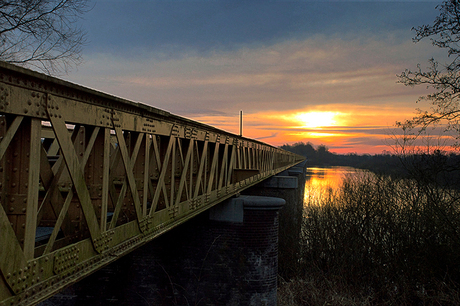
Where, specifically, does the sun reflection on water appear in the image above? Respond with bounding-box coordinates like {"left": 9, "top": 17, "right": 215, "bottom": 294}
{"left": 304, "top": 167, "right": 358, "bottom": 205}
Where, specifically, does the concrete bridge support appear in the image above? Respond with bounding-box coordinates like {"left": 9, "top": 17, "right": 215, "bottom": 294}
{"left": 243, "top": 160, "right": 307, "bottom": 279}
{"left": 41, "top": 195, "right": 285, "bottom": 306}
{"left": 41, "top": 162, "right": 306, "bottom": 306}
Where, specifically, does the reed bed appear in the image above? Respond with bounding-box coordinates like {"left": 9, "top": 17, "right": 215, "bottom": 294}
{"left": 279, "top": 172, "right": 460, "bottom": 305}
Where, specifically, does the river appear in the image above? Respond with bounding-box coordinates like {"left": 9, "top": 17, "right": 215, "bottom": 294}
{"left": 304, "top": 166, "right": 359, "bottom": 205}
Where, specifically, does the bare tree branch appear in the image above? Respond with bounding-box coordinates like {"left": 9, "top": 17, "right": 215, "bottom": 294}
{"left": 398, "top": 0, "right": 460, "bottom": 148}
{"left": 0, "top": 0, "right": 89, "bottom": 75}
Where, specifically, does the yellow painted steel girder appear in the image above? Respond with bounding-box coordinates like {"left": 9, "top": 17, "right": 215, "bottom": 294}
{"left": 0, "top": 61, "right": 304, "bottom": 306}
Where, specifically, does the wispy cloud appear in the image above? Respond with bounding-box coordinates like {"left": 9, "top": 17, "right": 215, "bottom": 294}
{"left": 64, "top": 1, "right": 444, "bottom": 154}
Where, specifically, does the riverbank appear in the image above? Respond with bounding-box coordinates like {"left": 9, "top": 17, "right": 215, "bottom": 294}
{"left": 278, "top": 169, "right": 460, "bottom": 305}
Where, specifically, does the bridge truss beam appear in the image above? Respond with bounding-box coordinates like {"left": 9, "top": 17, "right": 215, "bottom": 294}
{"left": 0, "top": 62, "right": 304, "bottom": 306}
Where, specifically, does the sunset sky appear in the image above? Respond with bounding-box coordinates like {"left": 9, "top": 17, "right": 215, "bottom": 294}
{"left": 64, "top": 0, "right": 446, "bottom": 154}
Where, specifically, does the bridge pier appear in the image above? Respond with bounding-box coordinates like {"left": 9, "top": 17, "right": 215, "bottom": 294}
{"left": 40, "top": 162, "right": 307, "bottom": 306}
{"left": 242, "top": 160, "right": 307, "bottom": 279}
{"left": 41, "top": 195, "right": 285, "bottom": 306}
{"left": 0, "top": 61, "right": 306, "bottom": 306}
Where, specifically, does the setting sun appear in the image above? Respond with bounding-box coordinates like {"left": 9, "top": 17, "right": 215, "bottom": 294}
{"left": 295, "top": 111, "right": 338, "bottom": 128}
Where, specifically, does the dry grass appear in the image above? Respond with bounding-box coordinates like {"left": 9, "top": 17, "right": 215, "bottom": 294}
{"left": 278, "top": 276, "right": 374, "bottom": 306}
{"left": 279, "top": 172, "right": 460, "bottom": 305}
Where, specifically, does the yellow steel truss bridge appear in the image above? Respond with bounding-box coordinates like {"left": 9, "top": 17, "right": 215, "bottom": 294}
{"left": 0, "top": 62, "right": 304, "bottom": 306}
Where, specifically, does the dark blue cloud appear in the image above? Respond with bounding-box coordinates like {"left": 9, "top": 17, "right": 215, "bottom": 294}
{"left": 83, "top": 1, "right": 439, "bottom": 56}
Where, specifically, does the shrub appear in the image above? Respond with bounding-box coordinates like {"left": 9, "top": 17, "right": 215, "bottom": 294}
{"left": 280, "top": 171, "right": 460, "bottom": 305}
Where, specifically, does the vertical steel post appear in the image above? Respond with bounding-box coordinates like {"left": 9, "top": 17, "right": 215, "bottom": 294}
{"left": 239, "top": 110, "right": 243, "bottom": 137}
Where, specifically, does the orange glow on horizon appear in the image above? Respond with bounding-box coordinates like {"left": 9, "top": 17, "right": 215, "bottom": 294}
{"left": 186, "top": 106, "right": 417, "bottom": 155}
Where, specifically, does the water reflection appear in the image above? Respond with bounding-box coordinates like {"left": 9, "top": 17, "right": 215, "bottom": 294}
{"left": 304, "top": 167, "right": 358, "bottom": 205}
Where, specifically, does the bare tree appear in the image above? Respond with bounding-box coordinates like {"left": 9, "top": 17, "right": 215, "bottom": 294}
{"left": 0, "top": 0, "right": 89, "bottom": 75}
{"left": 398, "top": 0, "right": 460, "bottom": 148}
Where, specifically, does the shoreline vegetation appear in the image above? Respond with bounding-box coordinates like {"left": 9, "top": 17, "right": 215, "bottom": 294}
{"left": 278, "top": 142, "right": 460, "bottom": 305}
{"left": 281, "top": 142, "right": 460, "bottom": 185}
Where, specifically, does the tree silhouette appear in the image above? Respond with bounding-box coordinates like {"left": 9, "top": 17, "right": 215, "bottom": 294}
{"left": 398, "top": 0, "right": 460, "bottom": 148}
{"left": 0, "top": 0, "right": 89, "bottom": 75}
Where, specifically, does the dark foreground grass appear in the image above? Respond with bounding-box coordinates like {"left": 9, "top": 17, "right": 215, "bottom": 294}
{"left": 279, "top": 172, "right": 460, "bottom": 305}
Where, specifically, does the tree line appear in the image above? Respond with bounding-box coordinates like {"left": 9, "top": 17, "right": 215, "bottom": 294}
{"left": 281, "top": 141, "right": 460, "bottom": 187}
{"left": 280, "top": 141, "right": 394, "bottom": 170}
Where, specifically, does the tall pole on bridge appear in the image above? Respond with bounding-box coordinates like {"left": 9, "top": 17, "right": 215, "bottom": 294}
{"left": 239, "top": 110, "right": 243, "bottom": 136}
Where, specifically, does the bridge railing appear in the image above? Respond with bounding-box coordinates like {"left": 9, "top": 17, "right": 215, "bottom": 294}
{"left": 0, "top": 62, "right": 304, "bottom": 306}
